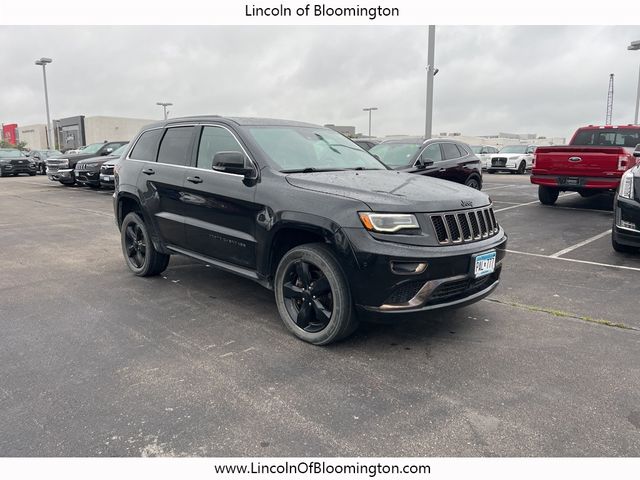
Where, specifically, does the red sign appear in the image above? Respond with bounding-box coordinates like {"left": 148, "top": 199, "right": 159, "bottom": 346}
{"left": 2, "top": 124, "right": 18, "bottom": 145}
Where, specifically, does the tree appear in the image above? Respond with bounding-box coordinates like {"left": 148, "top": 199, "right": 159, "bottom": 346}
{"left": 0, "top": 140, "right": 28, "bottom": 150}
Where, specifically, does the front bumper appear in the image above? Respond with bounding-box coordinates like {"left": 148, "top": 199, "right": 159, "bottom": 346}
{"left": 47, "top": 168, "right": 75, "bottom": 183}
{"left": 75, "top": 169, "right": 100, "bottom": 185}
{"left": 613, "top": 196, "right": 640, "bottom": 248}
{"left": 99, "top": 173, "right": 115, "bottom": 187}
{"left": 1, "top": 164, "right": 37, "bottom": 175}
{"left": 340, "top": 227, "right": 507, "bottom": 314}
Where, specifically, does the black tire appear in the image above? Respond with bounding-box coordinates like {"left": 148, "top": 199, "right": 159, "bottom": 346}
{"left": 29, "top": 172, "right": 36, "bottom": 176}
{"left": 488, "top": 170, "right": 496, "bottom": 174}
{"left": 274, "top": 243, "right": 358, "bottom": 345}
{"left": 578, "top": 190, "right": 597, "bottom": 198}
{"left": 464, "top": 175, "right": 482, "bottom": 190}
{"left": 517, "top": 160, "right": 526, "bottom": 174}
{"left": 120, "top": 212, "right": 170, "bottom": 277}
{"left": 538, "top": 186, "right": 559, "bottom": 205}
{"left": 612, "top": 229, "right": 637, "bottom": 253}
{"left": 89, "top": 183, "right": 100, "bottom": 189}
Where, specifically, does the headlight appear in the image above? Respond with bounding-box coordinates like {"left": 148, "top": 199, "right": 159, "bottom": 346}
{"left": 84, "top": 163, "right": 98, "bottom": 168}
{"left": 619, "top": 169, "right": 634, "bottom": 199}
{"left": 358, "top": 212, "right": 420, "bottom": 233}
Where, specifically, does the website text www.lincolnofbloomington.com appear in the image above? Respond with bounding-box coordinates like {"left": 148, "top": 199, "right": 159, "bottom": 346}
{"left": 213, "top": 461, "right": 431, "bottom": 477}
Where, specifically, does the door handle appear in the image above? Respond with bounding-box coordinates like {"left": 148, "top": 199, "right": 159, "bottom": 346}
{"left": 142, "top": 168, "right": 155, "bottom": 175}
{"left": 438, "top": 168, "right": 446, "bottom": 173}
{"left": 187, "top": 176, "right": 203, "bottom": 184}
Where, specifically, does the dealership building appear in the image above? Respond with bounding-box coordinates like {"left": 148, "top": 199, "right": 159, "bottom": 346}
{"left": 7, "top": 115, "right": 155, "bottom": 150}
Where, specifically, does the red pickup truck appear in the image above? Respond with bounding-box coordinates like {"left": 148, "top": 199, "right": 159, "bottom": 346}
{"left": 531, "top": 125, "right": 640, "bottom": 204}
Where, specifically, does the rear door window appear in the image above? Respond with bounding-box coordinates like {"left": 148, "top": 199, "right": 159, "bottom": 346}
{"left": 157, "top": 127, "right": 195, "bottom": 166}
{"left": 129, "top": 129, "right": 163, "bottom": 161}
{"left": 420, "top": 143, "right": 443, "bottom": 162}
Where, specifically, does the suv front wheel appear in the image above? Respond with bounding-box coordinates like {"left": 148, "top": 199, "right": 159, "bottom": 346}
{"left": 274, "top": 243, "right": 357, "bottom": 345}
{"left": 120, "top": 212, "right": 170, "bottom": 276}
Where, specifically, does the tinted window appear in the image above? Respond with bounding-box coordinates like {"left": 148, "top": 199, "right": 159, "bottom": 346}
{"left": 442, "top": 143, "right": 461, "bottom": 160}
{"left": 420, "top": 143, "right": 442, "bottom": 162}
{"left": 157, "top": 127, "right": 194, "bottom": 166}
{"left": 197, "top": 126, "right": 243, "bottom": 170}
{"left": 573, "top": 128, "right": 640, "bottom": 147}
{"left": 130, "top": 129, "right": 163, "bottom": 161}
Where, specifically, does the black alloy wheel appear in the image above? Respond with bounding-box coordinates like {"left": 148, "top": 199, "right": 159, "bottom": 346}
{"left": 120, "top": 212, "right": 170, "bottom": 276}
{"left": 465, "top": 176, "right": 481, "bottom": 190}
{"left": 282, "top": 260, "right": 334, "bottom": 333}
{"left": 124, "top": 222, "right": 147, "bottom": 270}
{"left": 274, "top": 243, "right": 358, "bottom": 345}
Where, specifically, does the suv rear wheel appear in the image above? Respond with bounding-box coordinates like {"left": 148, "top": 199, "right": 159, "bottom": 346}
{"left": 464, "top": 175, "right": 482, "bottom": 190}
{"left": 274, "top": 243, "right": 357, "bottom": 345}
{"left": 120, "top": 212, "right": 170, "bottom": 276}
{"left": 538, "top": 186, "right": 559, "bottom": 205}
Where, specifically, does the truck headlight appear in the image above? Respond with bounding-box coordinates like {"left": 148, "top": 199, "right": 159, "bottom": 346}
{"left": 619, "top": 169, "right": 634, "bottom": 199}
{"left": 359, "top": 212, "right": 420, "bottom": 233}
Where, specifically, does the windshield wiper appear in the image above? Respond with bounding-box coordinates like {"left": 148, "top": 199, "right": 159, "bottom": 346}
{"left": 281, "top": 167, "right": 347, "bottom": 173}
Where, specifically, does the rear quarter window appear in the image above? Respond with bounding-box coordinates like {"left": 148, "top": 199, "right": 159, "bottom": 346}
{"left": 129, "top": 129, "right": 163, "bottom": 161}
{"left": 442, "top": 143, "right": 462, "bottom": 160}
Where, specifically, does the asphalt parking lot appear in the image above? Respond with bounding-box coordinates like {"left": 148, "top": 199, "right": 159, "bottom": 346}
{"left": 1, "top": 174, "right": 639, "bottom": 457}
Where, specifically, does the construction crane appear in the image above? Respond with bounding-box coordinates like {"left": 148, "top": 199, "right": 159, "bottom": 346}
{"left": 605, "top": 73, "right": 614, "bottom": 125}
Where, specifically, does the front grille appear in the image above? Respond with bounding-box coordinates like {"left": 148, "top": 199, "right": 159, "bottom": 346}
{"left": 76, "top": 164, "right": 88, "bottom": 170}
{"left": 101, "top": 165, "right": 114, "bottom": 175}
{"left": 426, "top": 271, "right": 499, "bottom": 305}
{"left": 384, "top": 280, "right": 425, "bottom": 304}
{"left": 492, "top": 157, "right": 507, "bottom": 167}
{"left": 430, "top": 206, "right": 499, "bottom": 245}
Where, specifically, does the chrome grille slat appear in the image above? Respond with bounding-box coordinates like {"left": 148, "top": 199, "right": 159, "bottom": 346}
{"left": 430, "top": 207, "right": 498, "bottom": 245}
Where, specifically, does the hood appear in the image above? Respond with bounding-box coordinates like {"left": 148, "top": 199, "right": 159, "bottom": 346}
{"left": 285, "top": 170, "right": 490, "bottom": 213}
{"left": 491, "top": 153, "right": 525, "bottom": 159}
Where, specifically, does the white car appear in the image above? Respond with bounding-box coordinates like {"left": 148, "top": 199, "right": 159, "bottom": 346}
{"left": 470, "top": 145, "right": 499, "bottom": 170}
{"left": 487, "top": 145, "right": 536, "bottom": 174}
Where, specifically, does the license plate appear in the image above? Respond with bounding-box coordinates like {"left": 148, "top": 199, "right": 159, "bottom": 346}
{"left": 565, "top": 177, "right": 580, "bottom": 185}
{"left": 474, "top": 251, "right": 496, "bottom": 278}
{"left": 101, "top": 175, "right": 113, "bottom": 182}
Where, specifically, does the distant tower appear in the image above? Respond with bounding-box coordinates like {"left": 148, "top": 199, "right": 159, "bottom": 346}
{"left": 606, "top": 73, "right": 615, "bottom": 125}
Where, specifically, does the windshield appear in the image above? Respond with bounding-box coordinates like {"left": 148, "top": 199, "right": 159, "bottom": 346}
{"left": 0, "top": 149, "right": 24, "bottom": 158}
{"left": 499, "top": 145, "right": 528, "bottom": 154}
{"left": 470, "top": 145, "right": 483, "bottom": 154}
{"left": 572, "top": 128, "right": 640, "bottom": 148}
{"left": 111, "top": 144, "right": 128, "bottom": 156}
{"left": 245, "top": 126, "right": 385, "bottom": 172}
{"left": 79, "top": 143, "right": 106, "bottom": 155}
{"left": 369, "top": 142, "right": 421, "bottom": 168}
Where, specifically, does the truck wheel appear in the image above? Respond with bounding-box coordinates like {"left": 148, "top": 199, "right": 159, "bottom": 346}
{"left": 121, "top": 212, "right": 170, "bottom": 277}
{"left": 274, "top": 243, "right": 358, "bottom": 345}
{"left": 517, "top": 161, "right": 526, "bottom": 174}
{"left": 464, "top": 176, "right": 482, "bottom": 190}
{"left": 538, "top": 186, "right": 559, "bottom": 205}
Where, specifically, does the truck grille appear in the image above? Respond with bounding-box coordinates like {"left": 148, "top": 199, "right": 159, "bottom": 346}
{"left": 491, "top": 157, "right": 507, "bottom": 167}
{"left": 430, "top": 207, "right": 498, "bottom": 245}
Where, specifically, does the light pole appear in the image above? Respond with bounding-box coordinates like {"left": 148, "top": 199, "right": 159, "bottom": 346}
{"left": 156, "top": 102, "right": 173, "bottom": 120}
{"left": 35, "top": 57, "right": 53, "bottom": 149}
{"left": 425, "top": 25, "right": 436, "bottom": 139}
{"left": 362, "top": 107, "right": 378, "bottom": 137}
{"left": 629, "top": 40, "right": 640, "bottom": 125}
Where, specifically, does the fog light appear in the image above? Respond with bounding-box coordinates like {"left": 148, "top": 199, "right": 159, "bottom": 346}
{"left": 391, "top": 261, "right": 428, "bottom": 275}
{"left": 619, "top": 219, "right": 637, "bottom": 230}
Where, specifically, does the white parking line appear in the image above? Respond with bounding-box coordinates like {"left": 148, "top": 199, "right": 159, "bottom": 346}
{"left": 492, "top": 200, "right": 529, "bottom": 205}
{"left": 549, "top": 230, "right": 612, "bottom": 258}
{"left": 493, "top": 193, "right": 576, "bottom": 212}
{"left": 505, "top": 249, "right": 640, "bottom": 273}
{"left": 482, "top": 185, "right": 518, "bottom": 191}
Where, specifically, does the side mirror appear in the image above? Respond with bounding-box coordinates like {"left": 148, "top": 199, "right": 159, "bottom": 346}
{"left": 634, "top": 144, "right": 640, "bottom": 158}
{"left": 418, "top": 157, "right": 434, "bottom": 168}
{"left": 212, "top": 151, "right": 254, "bottom": 176}
{"left": 102, "top": 148, "right": 113, "bottom": 155}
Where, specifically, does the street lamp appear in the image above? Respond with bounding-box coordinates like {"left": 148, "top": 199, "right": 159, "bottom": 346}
{"left": 425, "top": 25, "right": 436, "bottom": 139}
{"left": 362, "top": 107, "right": 378, "bottom": 137}
{"left": 628, "top": 40, "right": 640, "bottom": 125}
{"left": 34, "top": 57, "right": 53, "bottom": 149}
{"left": 156, "top": 102, "right": 173, "bottom": 120}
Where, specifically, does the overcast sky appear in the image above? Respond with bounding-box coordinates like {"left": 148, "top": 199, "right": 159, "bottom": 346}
{"left": 1, "top": 26, "right": 639, "bottom": 140}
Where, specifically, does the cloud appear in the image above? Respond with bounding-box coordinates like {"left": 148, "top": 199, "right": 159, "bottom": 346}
{"left": 1, "top": 26, "right": 639, "bottom": 141}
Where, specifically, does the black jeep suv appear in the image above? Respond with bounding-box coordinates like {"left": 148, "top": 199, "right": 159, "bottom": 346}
{"left": 114, "top": 117, "right": 507, "bottom": 344}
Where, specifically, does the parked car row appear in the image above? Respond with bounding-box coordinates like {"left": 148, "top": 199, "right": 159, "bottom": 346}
{"left": 46, "top": 141, "right": 128, "bottom": 187}
{"left": 0, "top": 148, "right": 38, "bottom": 176}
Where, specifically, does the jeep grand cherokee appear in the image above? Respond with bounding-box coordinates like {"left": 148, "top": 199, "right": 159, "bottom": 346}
{"left": 114, "top": 117, "right": 507, "bottom": 345}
